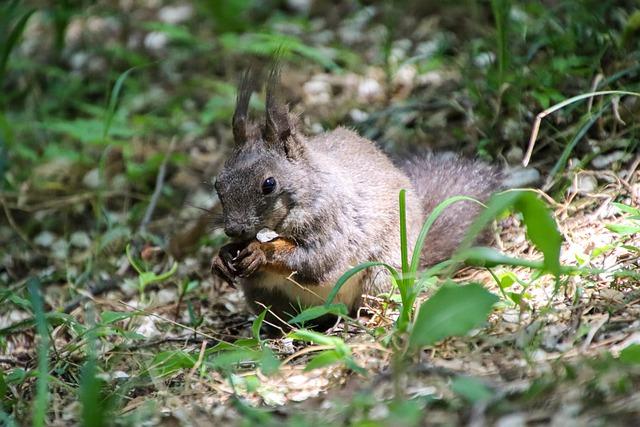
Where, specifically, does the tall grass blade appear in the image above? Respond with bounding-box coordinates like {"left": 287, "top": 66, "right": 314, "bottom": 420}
{"left": 490, "top": 0, "right": 510, "bottom": 86}
{"left": 524, "top": 90, "right": 640, "bottom": 166}
{"left": 325, "top": 262, "right": 400, "bottom": 306}
{"left": 102, "top": 67, "right": 140, "bottom": 141}
{"left": 549, "top": 106, "right": 606, "bottom": 179}
{"left": 410, "top": 196, "right": 483, "bottom": 274}
{"left": 399, "top": 189, "right": 409, "bottom": 275}
{"left": 27, "top": 277, "right": 49, "bottom": 427}
{"left": 0, "top": 4, "right": 36, "bottom": 87}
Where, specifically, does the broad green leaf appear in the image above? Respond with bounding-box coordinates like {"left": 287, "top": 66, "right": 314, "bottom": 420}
{"left": 498, "top": 272, "right": 517, "bottom": 290}
{"left": 409, "top": 282, "right": 498, "bottom": 348}
{"left": 620, "top": 344, "right": 640, "bottom": 364}
{"left": 451, "top": 376, "right": 494, "bottom": 403}
{"left": 458, "top": 246, "right": 545, "bottom": 269}
{"left": 514, "top": 192, "right": 562, "bottom": 275}
{"left": 150, "top": 350, "right": 196, "bottom": 377}
{"left": 454, "top": 190, "right": 562, "bottom": 278}
{"left": 611, "top": 202, "right": 640, "bottom": 216}
{"left": 100, "top": 311, "right": 135, "bottom": 325}
{"left": 207, "top": 349, "right": 259, "bottom": 371}
{"left": 304, "top": 349, "right": 343, "bottom": 371}
{"left": 259, "top": 348, "right": 280, "bottom": 376}
{"left": 606, "top": 224, "right": 640, "bottom": 236}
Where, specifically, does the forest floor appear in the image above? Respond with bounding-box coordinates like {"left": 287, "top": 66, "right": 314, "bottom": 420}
{"left": 1, "top": 1, "right": 640, "bottom": 426}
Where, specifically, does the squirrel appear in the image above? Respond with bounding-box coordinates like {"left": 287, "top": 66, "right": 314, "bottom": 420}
{"left": 211, "top": 66, "right": 503, "bottom": 327}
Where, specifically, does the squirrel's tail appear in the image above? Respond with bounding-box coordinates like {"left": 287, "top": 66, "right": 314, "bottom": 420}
{"left": 401, "top": 152, "right": 504, "bottom": 266}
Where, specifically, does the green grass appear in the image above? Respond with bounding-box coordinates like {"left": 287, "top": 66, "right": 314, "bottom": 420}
{"left": 1, "top": 0, "right": 640, "bottom": 425}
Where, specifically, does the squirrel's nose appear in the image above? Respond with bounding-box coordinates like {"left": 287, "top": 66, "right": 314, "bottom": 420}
{"left": 224, "top": 224, "right": 248, "bottom": 239}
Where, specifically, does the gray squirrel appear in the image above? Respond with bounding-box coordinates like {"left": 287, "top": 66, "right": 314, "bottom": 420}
{"left": 211, "top": 67, "right": 502, "bottom": 326}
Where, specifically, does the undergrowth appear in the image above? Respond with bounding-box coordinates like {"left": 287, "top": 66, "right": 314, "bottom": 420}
{"left": 2, "top": 1, "right": 640, "bottom": 426}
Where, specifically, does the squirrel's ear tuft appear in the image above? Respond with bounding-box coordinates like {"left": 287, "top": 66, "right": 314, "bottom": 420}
{"left": 232, "top": 68, "right": 259, "bottom": 145}
{"left": 264, "top": 63, "right": 303, "bottom": 158}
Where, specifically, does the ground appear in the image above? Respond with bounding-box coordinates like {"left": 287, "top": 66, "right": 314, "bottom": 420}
{"left": 1, "top": 1, "right": 640, "bottom": 426}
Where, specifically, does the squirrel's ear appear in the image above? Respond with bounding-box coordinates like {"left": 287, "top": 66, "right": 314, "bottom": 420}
{"left": 232, "top": 68, "right": 259, "bottom": 145}
{"left": 264, "top": 64, "right": 303, "bottom": 158}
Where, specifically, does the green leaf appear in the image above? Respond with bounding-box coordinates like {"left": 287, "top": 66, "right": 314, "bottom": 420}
{"left": 410, "top": 195, "right": 483, "bottom": 274}
{"left": 451, "top": 376, "right": 494, "bottom": 403}
{"left": 409, "top": 282, "right": 498, "bottom": 349}
{"left": 514, "top": 192, "right": 562, "bottom": 275}
{"left": 606, "top": 224, "right": 640, "bottom": 236}
{"left": 207, "top": 349, "right": 259, "bottom": 371}
{"left": 288, "top": 329, "right": 343, "bottom": 347}
{"left": 620, "top": 344, "right": 640, "bottom": 364}
{"left": 287, "top": 303, "right": 348, "bottom": 325}
{"left": 611, "top": 202, "right": 640, "bottom": 216}
{"left": 458, "top": 246, "right": 545, "bottom": 269}
{"left": 100, "top": 310, "right": 135, "bottom": 325}
{"left": 150, "top": 350, "right": 197, "bottom": 377}
{"left": 0, "top": 370, "right": 6, "bottom": 400}
{"left": 498, "top": 272, "right": 517, "bottom": 290}
{"left": 259, "top": 348, "right": 281, "bottom": 376}
{"left": 252, "top": 309, "right": 267, "bottom": 341}
{"left": 0, "top": 4, "right": 35, "bottom": 85}
{"left": 304, "top": 349, "right": 343, "bottom": 371}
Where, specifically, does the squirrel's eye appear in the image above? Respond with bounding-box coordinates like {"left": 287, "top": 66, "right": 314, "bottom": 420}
{"left": 261, "top": 177, "right": 276, "bottom": 195}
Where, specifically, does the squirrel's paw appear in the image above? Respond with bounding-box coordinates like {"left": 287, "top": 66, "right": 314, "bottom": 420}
{"left": 211, "top": 242, "right": 243, "bottom": 285}
{"left": 235, "top": 241, "right": 266, "bottom": 277}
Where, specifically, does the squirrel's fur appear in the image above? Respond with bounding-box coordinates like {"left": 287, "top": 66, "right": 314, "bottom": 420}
{"left": 211, "top": 67, "right": 502, "bottom": 325}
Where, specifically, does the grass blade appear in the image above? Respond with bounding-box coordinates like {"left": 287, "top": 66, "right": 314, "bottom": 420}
{"left": 27, "top": 278, "right": 49, "bottom": 427}
{"left": 524, "top": 90, "right": 640, "bottom": 166}
{"left": 103, "top": 66, "right": 143, "bottom": 141}
{"left": 0, "top": 5, "right": 36, "bottom": 86}
{"left": 325, "top": 261, "right": 400, "bottom": 306}
{"left": 410, "top": 195, "right": 483, "bottom": 274}
{"left": 399, "top": 189, "right": 409, "bottom": 275}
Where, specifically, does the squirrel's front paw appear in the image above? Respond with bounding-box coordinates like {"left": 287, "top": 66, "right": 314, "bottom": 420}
{"left": 211, "top": 242, "right": 244, "bottom": 285}
{"left": 234, "top": 241, "right": 266, "bottom": 277}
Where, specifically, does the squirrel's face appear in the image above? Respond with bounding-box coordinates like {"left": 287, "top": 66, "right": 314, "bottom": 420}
{"left": 215, "top": 143, "right": 300, "bottom": 241}
{"left": 217, "top": 65, "right": 306, "bottom": 241}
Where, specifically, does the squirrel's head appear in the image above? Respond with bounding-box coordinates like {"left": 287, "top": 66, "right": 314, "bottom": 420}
{"left": 214, "top": 66, "right": 308, "bottom": 241}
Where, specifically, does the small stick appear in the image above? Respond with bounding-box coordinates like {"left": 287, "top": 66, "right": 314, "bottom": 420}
{"left": 523, "top": 90, "right": 639, "bottom": 167}
{"left": 139, "top": 137, "right": 177, "bottom": 235}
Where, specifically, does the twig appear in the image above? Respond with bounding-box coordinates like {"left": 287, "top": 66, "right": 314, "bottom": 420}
{"left": 116, "top": 299, "right": 234, "bottom": 341}
{"left": 63, "top": 279, "right": 120, "bottom": 313}
{"left": 627, "top": 154, "right": 640, "bottom": 185}
{"left": 138, "top": 137, "right": 177, "bottom": 235}
{"left": 1, "top": 190, "right": 141, "bottom": 213}
{"left": 0, "top": 197, "right": 41, "bottom": 254}
{"left": 523, "top": 90, "right": 639, "bottom": 167}
{"left": 188, "top": 339, "right": 208, "bottom": 379}
{"left": 586, "top": 74, "right": 603, "bottom": 113}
